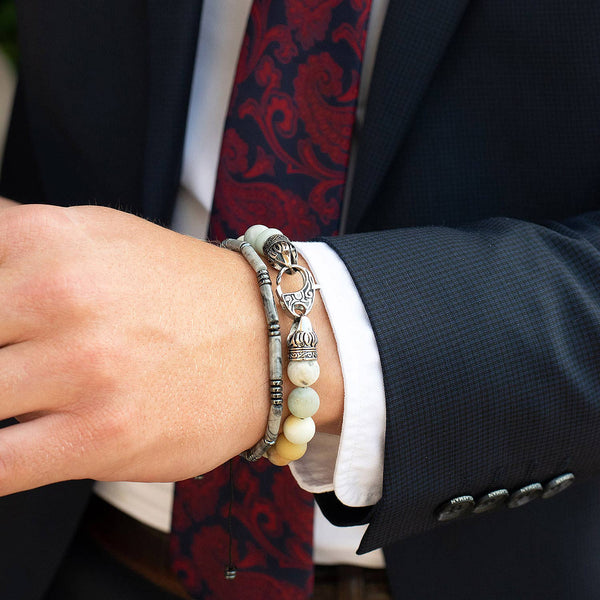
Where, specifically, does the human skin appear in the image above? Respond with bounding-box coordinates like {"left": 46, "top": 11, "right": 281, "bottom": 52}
{"left": 0, "top": 198, "right": 343, "bottom": 495}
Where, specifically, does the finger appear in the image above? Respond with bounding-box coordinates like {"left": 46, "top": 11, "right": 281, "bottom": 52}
{"left": 0, "top": 414, "right": 91, "bottom": 495}
{"left": 0, "top": 342, "right": 76, "bottom": 420}
{"left": 0, "top": 197, "right": 19, "bottom": 209}
{"left": 0, "top": 203, "right": 72, "bottom": 265}
{"left": 0, "top": 271, "right": 42, "bottom": 346}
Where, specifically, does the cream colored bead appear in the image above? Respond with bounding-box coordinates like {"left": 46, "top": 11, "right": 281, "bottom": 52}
{"left": 267, "top": 449, "right": 291, "bottom": 467}
{"left": 283, "top": 415, "right": 316, "bottom": 445}
{"left": 288, "top": 387, "right": 320, "bottom": 418}
{"left": 253, "top": 227, "right": 283, "bottom": 255}
{"left": 244, "top": 224, "right": 267, "bottom": 247}
{"left": 288, "top": 360, "right": 320, "bottom": 387}
{"left": 274, "top": 434, "right": 307, "bottom": 461}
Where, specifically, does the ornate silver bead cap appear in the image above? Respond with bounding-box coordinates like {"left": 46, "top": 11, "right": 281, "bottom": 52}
{"left": 263, "top": 234, "right": 298, "bottom": 270}
{"left": 287, "top": 315, "right": 318, "bottom": 361}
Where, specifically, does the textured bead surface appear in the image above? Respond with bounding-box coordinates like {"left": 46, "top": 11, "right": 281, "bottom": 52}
{"left": 254, "top": 227, "right": 283, "bottom": 255}
{"left": 275, "top": 435, "right": 307, "bottom": 461}
{"left": 243, "top": 224, "right": 267, "bottom": 247}
{"left": 288, "top": 387, "right": 320, "bottom": 418}
{"left": 288, "top": 360, "right": 320, "bottom": 387}
{"left": 283, "top": 416, "right": 316, "bottom": 445}
{"left": 267, "top": 449, "right": 291, "bottom": 467}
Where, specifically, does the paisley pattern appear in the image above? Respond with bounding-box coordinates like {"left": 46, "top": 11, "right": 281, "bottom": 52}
{"left": 209, "top": 0, "right": 373, "bottom": 241}
{"left": 171, "top": 1, "right": 372, "bottom": 598}
{"left": 171, "top": 458, "right": 314, "bottom": 599}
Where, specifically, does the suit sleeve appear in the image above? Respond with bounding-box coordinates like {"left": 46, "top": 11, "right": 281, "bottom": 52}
{"left": 319, "top": 211, "right": 600, "bottom": 553}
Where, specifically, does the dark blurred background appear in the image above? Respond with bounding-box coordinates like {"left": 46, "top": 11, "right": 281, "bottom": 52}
{"left": 0, "top": 0, "right": 17, "bottom": 66}
{"left": 0, "top": 0, "right": 15, "bottom": 165}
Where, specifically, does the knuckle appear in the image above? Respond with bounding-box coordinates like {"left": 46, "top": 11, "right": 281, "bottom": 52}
{"left": 1, "top": 204, "right": 71, "bottom": 244}
{"left": 15, "top": 265, "right": 87, "bottom": 317}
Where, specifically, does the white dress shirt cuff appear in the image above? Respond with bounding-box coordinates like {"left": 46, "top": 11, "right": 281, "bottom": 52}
{"left": 289, "top": 241, "right": 386, "bottom": 507}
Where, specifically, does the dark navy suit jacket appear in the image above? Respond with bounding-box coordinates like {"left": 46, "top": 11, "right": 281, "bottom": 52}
{"left": 2, "top": 1, "right": 600, "bottom": 598}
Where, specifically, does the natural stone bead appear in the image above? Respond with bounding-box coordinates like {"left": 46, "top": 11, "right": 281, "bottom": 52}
{"left": 283, "top": 415, "right": 316, "bottom": 445}
{"left": 288, "top": 360, "right": 320, "bottom": 387}
{"left": 275, "top": 434, "right": 307, "bottom": 461}
{"left": 267, "top": 449, "right": 291, "bottom": 467}
{"left": 288, "top": 387, "right": 320, "bottom": 418}
{"left": 243, "top": 224, "right": 267, "bottom": 248}
{"left": 254, "top": 227, "right": 283, "bottom": 256}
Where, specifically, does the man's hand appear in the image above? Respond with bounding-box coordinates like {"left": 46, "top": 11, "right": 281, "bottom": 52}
{"left": 0, "top": 197, "right": 18, "bottom": 209}
{"left": 0, "top": 203, "right": 343, "bottom": 495}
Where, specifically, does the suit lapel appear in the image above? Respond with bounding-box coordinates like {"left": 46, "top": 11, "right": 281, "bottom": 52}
{"left": 346, "top": 0, "right": 471, "bottom": 233}
{"left": 142, "top": 0, "right": 203, "bottom": 224}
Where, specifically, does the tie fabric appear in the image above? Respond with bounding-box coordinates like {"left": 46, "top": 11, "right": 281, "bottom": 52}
{"left": 170, "top": 1, "right": 372, "bottom": 598}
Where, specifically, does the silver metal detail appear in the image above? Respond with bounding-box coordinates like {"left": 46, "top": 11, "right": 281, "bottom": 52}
{"left": 221, "top": 237, "right": 284, "bottom": 463}
{"left": 276, "top": 264, "right": 320, "bottom": 318}
{"left": 257, "top": 269, "right": 271, "bottom": 287}
{"left": 263, "top": 234, "right": 298, "bottom": 270}
{"left": 289, "top": 348, "right": 318, "bottom": 361}
{"left": 287, "top": 315, "right": 318, "bottom": 362}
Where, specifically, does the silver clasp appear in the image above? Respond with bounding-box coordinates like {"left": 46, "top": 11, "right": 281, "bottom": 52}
{"left": 275, "top": 265, "right": 320, "bottom": 318}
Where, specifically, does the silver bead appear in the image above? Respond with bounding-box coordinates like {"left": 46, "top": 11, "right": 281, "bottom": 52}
{"left": 263, "top": 234, "right": 298, "bottom": 270}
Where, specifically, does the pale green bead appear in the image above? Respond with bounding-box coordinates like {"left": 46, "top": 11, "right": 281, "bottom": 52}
{"left": 283, "top": 416, "right": 316, "bottom": 445}
{"left": 287, "top": 360, "right": 320, "bottom": 387}
{"left": 254, "top": 227, "right": 283, "bottom": 255}
{"left": 244, "top": 224, "right": 267, "bottom": 247}
{"left": 288, "top": 387, "right": 320, "bottom": 418}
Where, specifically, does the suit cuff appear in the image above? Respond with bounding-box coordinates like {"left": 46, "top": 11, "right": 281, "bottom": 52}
{"left": 289, "top": 242, "right": 385, "bottom": 507}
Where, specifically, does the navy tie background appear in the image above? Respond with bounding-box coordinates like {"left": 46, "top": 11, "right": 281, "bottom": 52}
{"left": 171, "top": 1, "right": 372, "bottom": 598}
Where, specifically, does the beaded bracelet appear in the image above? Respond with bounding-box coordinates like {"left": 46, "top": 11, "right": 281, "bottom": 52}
{"left": 242, "top": 226, "right": 321, "bottom": 467}
{"left": 220, "top": 238, "right": 283, "bottom": 462}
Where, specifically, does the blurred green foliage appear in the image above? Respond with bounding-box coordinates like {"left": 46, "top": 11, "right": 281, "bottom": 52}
{"left": 0, "top": 0, "right": 17, "bottom": 67}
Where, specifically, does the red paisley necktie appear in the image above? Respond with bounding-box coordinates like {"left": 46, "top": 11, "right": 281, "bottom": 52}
{"left": 170, "top": 1, "right": 372, "bottom": 598}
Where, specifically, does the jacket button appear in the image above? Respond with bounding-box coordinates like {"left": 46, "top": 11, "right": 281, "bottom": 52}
{"left": 436, "top": 495, "right": 474, "bottom": 521}
{"left": 473, "top": 489, "right": 509, "bottom": 514}
{"left": 542, "top": 473, "right": 575, "bottom": 499}
{"left": 507, "top": 483, "right": 543, "bottom": 508}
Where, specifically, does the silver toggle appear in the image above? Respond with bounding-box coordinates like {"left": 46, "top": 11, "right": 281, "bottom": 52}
{"left": 276, "top": 264, "right": 320, "bottom": 318}
{"left": 262, "top": 234, "right": 298, "bottom": 270}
